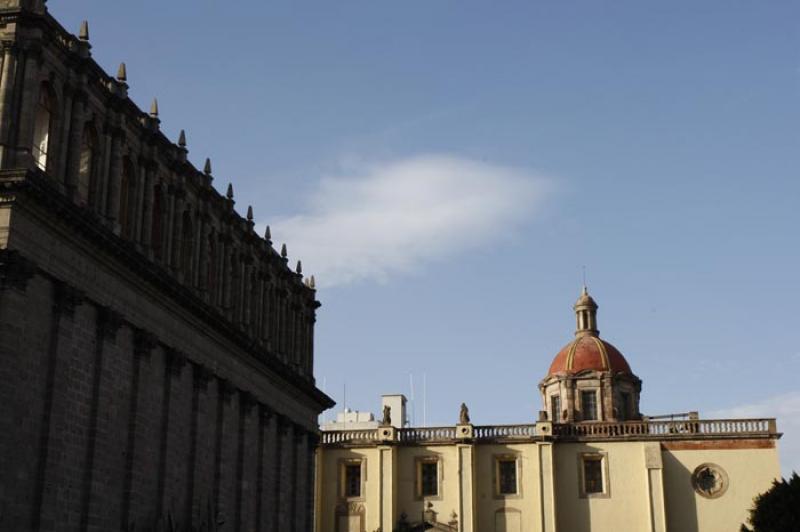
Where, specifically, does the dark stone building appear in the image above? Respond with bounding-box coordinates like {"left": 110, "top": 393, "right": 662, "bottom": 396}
{"left": 0, "top": 1, "right": 333, "bottom": 530}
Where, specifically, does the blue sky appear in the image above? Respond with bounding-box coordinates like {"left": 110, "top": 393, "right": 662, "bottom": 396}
{"left": 51, "top": 1, "right": 799, "bottom": 472}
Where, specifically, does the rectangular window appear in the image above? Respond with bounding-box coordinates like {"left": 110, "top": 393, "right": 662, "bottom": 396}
{"left": 620, "top": 392, "right": 631, "bottom": 421}
{"left": 551, "top": 395, "right": 561, "bottom": 422}
{"left": 497, "top": 458, "right": 518, "bottom": 495}
{"left": 420, "top": 461, "right": 438, "bottom": 497}
{"left": 581, "top": 390, "right": 598, "bottom": 421}
{"left": 344, "top": 463, "right": 361, "bottom": 498}
{"left": 582, "top": 456, "right": 605, "bottom": 495}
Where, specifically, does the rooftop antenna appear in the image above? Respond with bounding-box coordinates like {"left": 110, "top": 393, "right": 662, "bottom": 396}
{"left": 423, "top": 372, "right": 427, "bottom": 427}
{"left": 409, "top": 372, "right": 415, "bottom": 427}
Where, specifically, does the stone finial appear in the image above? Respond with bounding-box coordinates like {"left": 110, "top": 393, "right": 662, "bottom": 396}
{"left": 246, "top": 205, "right": 254, "bottom": 222}
{"left": 204, "top": 158, "right": 212, "bottom": 175}
{"left": 78, "top": 20, "right": 89, "bottom": 41}
{"left": 226, "top": 183, "right": 234, "bottom": 200}
{"left": 178, "top": 129, "right": 187, "bottom": 148}
{"left": 280, "top": 243, "right": 287, "bottom": 258}
{"left": 264, "top": 225, "right": 271, "bottom": 241}
{"left": 310, "top": 275, "right": 316, "bottom": 289}
{"left": 295, "top": 260, "right": 302, "bottom": 274}
{"left": 149, "top": 98, "right": 159, "bottom": 118}
{"left": 116, "top": 62, "right": 127, "bottom": 82}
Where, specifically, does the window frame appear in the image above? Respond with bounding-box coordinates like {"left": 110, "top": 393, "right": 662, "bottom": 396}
{"left": 493, "top": 454, "right": 521, "bottom": 498}
{"left": 415, "top": 455, "right": 442, "bottom": 500}
{"left": 338, "top": 457, "right": 366, "bottom": 502}
{"left": 581, "top": 389, "right": 598, "bottom": 421}
{"left": 578, "top": 452, "right": 610, "bottom": 498}
{"left": 551, "top": 394, "right": 561, "bottom": 422}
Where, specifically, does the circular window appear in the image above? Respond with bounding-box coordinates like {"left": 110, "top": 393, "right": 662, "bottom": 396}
{"left": 691, "top": 463, "right": 729, "bottom": 499}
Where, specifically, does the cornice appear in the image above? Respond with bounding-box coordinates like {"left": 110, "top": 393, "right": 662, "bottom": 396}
{"left": 0, "top": 169, "right": 333, "bottom": 410}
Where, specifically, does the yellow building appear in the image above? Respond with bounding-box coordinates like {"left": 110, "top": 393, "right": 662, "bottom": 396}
{"left": 315, "top": 289, "right": 781, "bottom": 532}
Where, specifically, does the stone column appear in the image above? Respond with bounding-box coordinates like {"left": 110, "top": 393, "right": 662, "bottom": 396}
{"left": 54, "top": 85, "right": 73, "bottom": 185}
{"left": 12, "top": 46, "right": 41, "bottom": 169}
{"left": 63, "top": 90, "right": 85, "bottom": 199}
{"left": 294, "top": 427, "right": 309, "bottom": 532}
{"left": 132, "top": 161, "right": 147, "bottom": 246}
{"left": 140, "top": 165, "right": 156, "bottom": 254}
{"left": 106, "top": 131, "right": 123, "bottom": 231}
{"left": 259, "top": 407, "right": 278, "bottom": 532}
{"left": 0, "top": 42, "right": 19, "bottom": 167}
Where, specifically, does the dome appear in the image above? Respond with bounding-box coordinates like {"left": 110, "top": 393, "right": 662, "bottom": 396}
{"left": 547, "top": 335, "right": 632, "bottom": 376}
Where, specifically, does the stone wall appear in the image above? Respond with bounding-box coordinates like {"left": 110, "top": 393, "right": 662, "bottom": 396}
{"left": 0, "top": 1, "right": 332, "bottom": 530}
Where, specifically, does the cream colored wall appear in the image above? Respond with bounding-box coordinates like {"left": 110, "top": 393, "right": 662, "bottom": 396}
{"left": 395, "top": 445, "right": 461, "bottom": 525}
{"left": 554, "top": 442, "right": 653, "bottom": 532}
{"left": 661, "top": 445, "right": 780, "bottom": 532}
{"left": 317, "top": 446, "right": 382, "bottom": 532}
{"left": 474, "top": 443, "right": 541, "bottom": 532}
{"left": 317, "top": 438, "right": 781, "bottom": 532}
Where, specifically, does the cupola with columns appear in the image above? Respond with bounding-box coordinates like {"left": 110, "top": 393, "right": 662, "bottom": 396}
{"left": 539, "top": 288, "right": 642, "bottom": 423}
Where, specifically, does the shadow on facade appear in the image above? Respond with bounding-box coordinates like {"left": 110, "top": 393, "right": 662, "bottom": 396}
{"left": 661, "top": 450, "right": 699, "bottom": 532}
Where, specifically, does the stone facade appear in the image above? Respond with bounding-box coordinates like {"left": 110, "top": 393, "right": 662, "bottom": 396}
{"left": 0, "top": 1, "right": 333, "bottom": 530}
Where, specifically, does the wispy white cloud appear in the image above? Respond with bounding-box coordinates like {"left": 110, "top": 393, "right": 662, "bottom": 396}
{"left": 267, "top": 155, "right": 550, "bottom": 287}
{"left": 710, "top": 391, "right": 800, "bottom": 476}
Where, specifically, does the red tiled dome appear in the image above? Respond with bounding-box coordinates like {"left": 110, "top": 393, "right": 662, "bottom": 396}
{"left": 547, "top": 335, "right": 632, "bottom": 376}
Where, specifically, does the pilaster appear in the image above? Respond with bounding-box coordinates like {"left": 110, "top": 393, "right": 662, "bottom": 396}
{"left": 378, "top": 444, "right": 396, "bottom": 532}
{"left": 538, "top": 442, "right": 557, "bottom": 532}
{"left": 457, "top": 443, "right": 475, "bottom": 532}
{"left": 644, "top": 443, "right": 667, "bottom": 532}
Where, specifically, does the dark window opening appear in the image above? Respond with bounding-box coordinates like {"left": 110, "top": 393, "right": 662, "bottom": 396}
{"left": 583, "top": 458, "right": 603, "bottom": 494}
{"left": 498, "top": 459, "right": 517, "bottom": 495}
{"left": 582, "top": 390, "right": 598, "bottom": 421}
{"left": 420, "top": 461, "right": 438, "bottom": 497}
{"left": 344, "top": 463, "right": 361, "bottom": 498}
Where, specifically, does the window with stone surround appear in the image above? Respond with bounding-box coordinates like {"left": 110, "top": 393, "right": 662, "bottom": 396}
{"left": 339, "top": 458, "right": 365, "bottom": 500}
{"left": 551, "top": 394, "right": 561, "bottom": 422}
{"left": 416, "top": 457, "right": 440, "bottom": 498}
{"left": 581, "top": 390, "right": 598, "bottom": 421}
{"left": 344, "top": 463, "right": 361, "bottom": 498}
{"left": 579, "top": 452, "right": 609, "bottom": 498}
{"left": 496, "top": 456, "right": 519, "bottom": 496}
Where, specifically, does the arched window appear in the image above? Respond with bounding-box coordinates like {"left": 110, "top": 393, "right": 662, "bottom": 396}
{"left": 181, "top": 210, "right": 194, "bottom": 283}
{"left": 119, "top": 157, "right": 136, "bottom": 238}
{"left": 32, "top": 83, "right": 56, "bottom": 171}
{"left": 151, "top": 184, "right": 164, "bottom": 260}
{"left": 77, "top": 124, "right": 97, "bottom": 204}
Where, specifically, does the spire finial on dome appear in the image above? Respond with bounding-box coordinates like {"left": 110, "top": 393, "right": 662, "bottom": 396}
{"left": 574, "top": 286, "right": 599, "bottom": 338}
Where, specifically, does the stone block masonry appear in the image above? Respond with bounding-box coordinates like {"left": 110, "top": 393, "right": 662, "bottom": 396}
{"left": 0, "top": 1, "right": 334, "bottom": 530}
